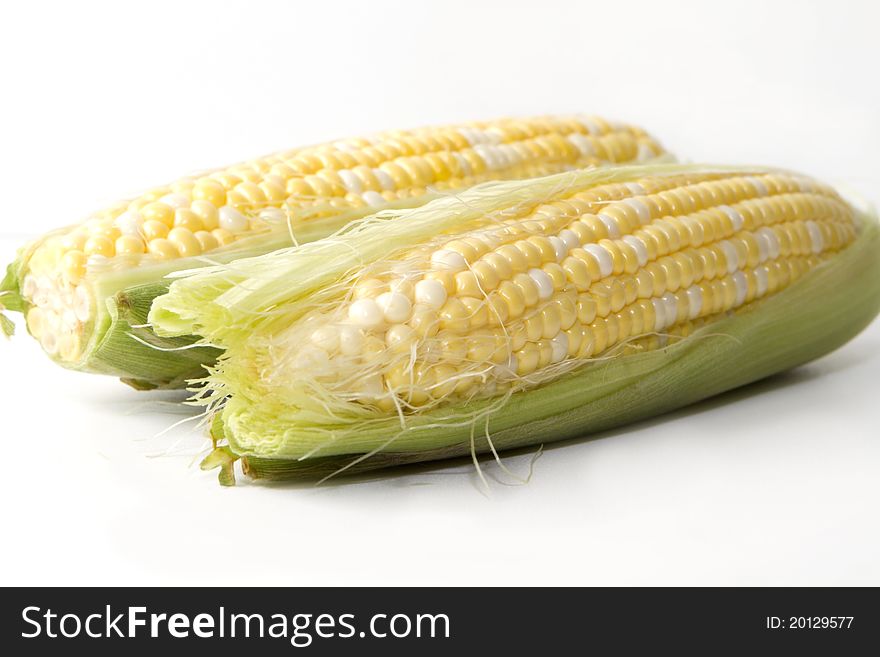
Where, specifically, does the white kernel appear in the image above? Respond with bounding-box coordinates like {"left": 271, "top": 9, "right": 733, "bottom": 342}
{"left": 746, "top": 177, "right": 769, "bottom": 197}
{"left": 757, "top": 227, "right": 780, "bottom": 260}
{"left": 732, "top": 271, "right": 748, "bottom": 306}
{"left": 756, "top": 231, "right": 770, "bottom": 263}
{"left": 58, "top": 333, "right": 79, "bottom": 362}
{"left": 755, "top": 267, "right": 769, "bottom": 296}
{"left": 310, "top": 325, "right": 339, "bottom": 352}
{"left": 456, "top": 127, "right": 478, "bottom": 146}
{"left": 431, "top": 249, "right": 467, "bottom": 271}
{"left": 376, "top": 292, "right": 412, "bottom": 323}
{"left": 218, "top": 206, "right": 249, "bottom": 232}
{"left": 49, "top": 291, "right": 63, "bottom": 312}
{"left": 584, "top": 244, "right": 613, "bottom": 278}
{"left": 686, "top": 285, "right": 703, "bottom": 319}
{"left": 806, "top": 220, "right": 824, "bottom": 253}
{"left": 159, "top": 193, "right": 191, "bottom": 209}
{"left": 494, "top": 355, "right": 518, "bottom": 380}
{"left": 347, "top": 298, "right": 384, "bottom": 328}
{"left": 414, "top": 279, "right": 447, "bottom": 310}
{"left": 41, "top": 331, "right": 59, "bottom": 355}
{"left": 567, "top": 133, "right": 595, "bottom": 158}
{"left": 622, "top": 197, "right": 651, "bottom": 224}
{"left": 338, "top": 325, "right": 364, "bottom": 356}
{"left": 362, "top": 190, "right": 386, "bottom": 207}
{"left": 661, "top": 292, "right": 678, "bottom": 328}
{"left": 293, "top": 345, "right": 330, "bottom": 372}
{"left": 357, "top": 374, "right": 384, "bottom": 398}
{"left": 548, "top": 235, "right": 567, "bottom": 262}
{"left": 62, "top": 309, "right": 79, "bottom": 332}
{"left": 719, "top": 241, "right": 739, "bottom": 275}
{"left": 258, "top": 207, "right": 289, "bottom": 224}
{"left": 596, "top": 214, "right": 621, "bottom": 238}
{"left": 559, "top": 229, "right": 580, "bottom": 252}
{"left": 623, "top": 235, "right": 648, "bottom": 267}
{"left": 719, "top": 205, "right": 744, "bottom": 232}
{"left": 577, "top": 116, "right": 602, "bottom": 135}
{"left": 74, "top": 285, "right": 92, "bottom": 322}
{"left": 528, "top": 268, "right": 554, "bottom": 301}
{"left": 22, "top": 275, "right": 38, "bottom": 299}
{"left": 550, "top": 333, "right": 569, "bottom": 363}
{"left": 651, "top": 298, "right": 667, "bottom": 329}
{"left": 373, "top": 169, "right": 395, "bottom": 191}
{"left": 453, "top": 152, "right": 472, "bottom": 176}
{"left": 498, "top": 144, "right": 520, "bottom": 166}
{"left": 114, "top": 210, "right": 144, "bottom": 236}
{"left": 636, "top": 142, "right": 655, "bottom": 162}
{"left": 474, "top": 144, "right": 502, "bottom": 171}
{"left": 625, "top": 182, "right": 647, "bottom": 196}
{"left": 338, "top": 169, "right": 363, "bottom": 194}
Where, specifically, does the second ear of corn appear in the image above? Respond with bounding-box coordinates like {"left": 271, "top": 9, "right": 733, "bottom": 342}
{"left": 0, "top": 114, "right": 665, "bottom": 390}
{"left": 149, "top": 164, "right": 880, "bottom": 484}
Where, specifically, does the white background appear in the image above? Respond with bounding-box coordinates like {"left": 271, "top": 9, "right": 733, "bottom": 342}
{"left": 1, "top": 0, "right": 878, "bottom": 586}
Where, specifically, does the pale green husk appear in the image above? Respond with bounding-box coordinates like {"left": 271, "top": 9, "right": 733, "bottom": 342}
{"left": 149, "top": 164, "right": 880, "bottom": 483}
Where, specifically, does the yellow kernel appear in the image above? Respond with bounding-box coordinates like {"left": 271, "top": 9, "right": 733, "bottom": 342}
{"left": 167, "top": 227, "right": 202, "bottom": 257}
{"left": 515, "top": 343, "right": 541, "bottom": 375}
{"left": 562, "top": 254, "right": 593, "bottom": 292}
{"left": 115, "top": 235, "right": 145, "bottom": 255}
{"left": 472, "top": 260, "right": 500, "bottom": 292}
{"left": 147, "top": 238, "right": 179, "bottom": 259}
{"left": 410, "top": 305, "right": 440, "bottom": 338}
{"left": 260, "top": 180, "right": 287, "bottom": 203}
{"left": 454, "top": 270, "right": 481, "bottom": 297}
{"left": 84, "top": 235, "right": 115, "bottom": 258}
{"left": 539, "top": 303, "right": 562, "bottom": 339}
{"left": 577, "top": 295, "right": 598, "bottom": 323}
{"left": 659, "top": 257, "right": 682, "bottom": 292}
{"left": 140, "top": 202, "right": 175, "bottom": 227}
{"left": 211, "top": 228, "right": 236, "bottom": 246}
{"left": 61, "top": 230, "right": 88, "bottom": 252}
{"left": 637, "top": 299, "right": 657, "bottom": 332}
{"left": 62, "top": 250, "right": 87, "bottom": 284}
{"left": 590, "top": 321, "right": 609, "bottom": 354}
{"left": 439, "top": 298, "right": 470, "bottom": 332}
{"left": 189, "top": 200, "right": 220, "bottom": 230}
{"left": 543, "top": 263, "right": 566, "bottom": 290}
{"left": 512, "top": 272, "right": 539, "bottom": 307}
{"left": 497, "top": 244, "right": 529, "bottom": 273}
{"left": 194, "top": 231, "right": 220, "bottom": 252}
{"left": 192, "top": 178, "right": 227, "bottom": 207}
{"left": 173, "top": 208, "right": 204, "bottom": 231}
{"left": 483, "top": 252, "right": 513, "bottom": 282}
{"left": 460, "top": 296, "right": 489, "bottom": 329}
{"left": 485, "top": 293, "right": 510, "bottom": 327}
{"left": 498, "top": 280, "right": 526, "bottom": 319}
{"left": 526, "top": 236, "right": 557, "bottom": 264}
{"left": 142, "top": 220, "right": 169, "bottom": 241}
{"left": 437, "top": 335, "right": 467, "bottom": 365}
{"left": 604, "top": 314, "right": 620, "bottom": 347}
{"left": 674, "top": 252, "right": 695, "bottom": 288}
{"left": 210, "top": 172, "right": 243, "bottom": 190}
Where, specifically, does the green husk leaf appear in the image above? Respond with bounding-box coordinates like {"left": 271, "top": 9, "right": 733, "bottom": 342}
{"left": 149, "top": 164, "right": 880, "bottom": 481}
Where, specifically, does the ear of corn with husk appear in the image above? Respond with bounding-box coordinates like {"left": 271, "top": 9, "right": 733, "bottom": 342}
{"left": 149, "top": 164, "right": 880, "bottom": 484}
{"left": 0, "top": 115, "right": 665, "bottom": 390}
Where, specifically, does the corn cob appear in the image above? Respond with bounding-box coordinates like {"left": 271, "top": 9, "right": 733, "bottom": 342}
{"left": 149, "top": 164, "right": 880, "bottom": 484}
{"left": 0, "top": 115, "right": 664, "bottom": 389}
